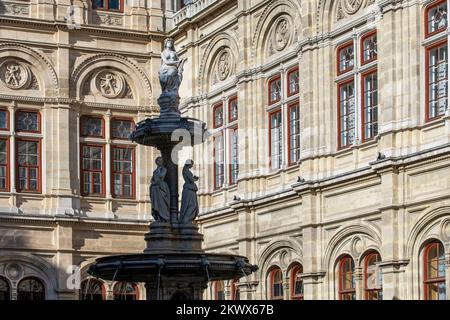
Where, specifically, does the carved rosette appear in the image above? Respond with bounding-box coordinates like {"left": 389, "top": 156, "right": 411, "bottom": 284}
{"left": 343, "top": 0, "right": 364, "bottom": 15}
{"left": 92, "top": 69, "right": 126, "bottom": 99}
{"left": 0, "top": 60, "right": 32, "bottom": 90}
{"left": 212, "top": 47, "right": 234, "bottom": 85}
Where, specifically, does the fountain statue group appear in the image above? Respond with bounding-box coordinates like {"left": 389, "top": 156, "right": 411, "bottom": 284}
{"left": 151, "top": 158, "right": 199, "bottom": 224}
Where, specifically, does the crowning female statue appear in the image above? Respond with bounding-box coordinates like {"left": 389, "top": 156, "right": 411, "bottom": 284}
{"left": 180, "top": 160, "right": 199, "bottom": 224}
{"left": 160, "top": 38, "right": 186, "bottom": 96}
{"left": 150, "top": 157, "right": 171, "bottom": 223}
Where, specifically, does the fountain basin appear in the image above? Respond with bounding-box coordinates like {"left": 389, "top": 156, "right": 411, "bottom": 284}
{"left": 88, "top": 253, "right": 258, "bottom": 283}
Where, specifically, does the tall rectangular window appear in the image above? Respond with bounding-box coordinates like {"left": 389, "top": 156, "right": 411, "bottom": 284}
{"left": 17, "top": 140, "right": 40, "bottom": 193}
{"left": 229, "top": 97, "right": 238, "bottom": 123}
{"left": 269, "top": 110, "right": 282, "bottom": 170}
{"left": 288, "top": 103, "right": 300, "bottom": 165}
{"left": 338, "top": 81, "right": 356, "bottom": 148}
{"left": 427, "top": 42, "right": 448, "bottom": 119}
{"left": 214, "top": 134, "right": 224, "bottom": 190}
{"left": 229, "top": 127, "right": 238, "bottom": 185}
{"left": 0, "top": 110, "right": 9, "bottom": 131}
{"left": 362, "top": 71, "right": 378, "bottom": 141}
{"left": 81, "top": 144, "right": 104, "bottom": 196}
{"left": 112, "top": 146, "right": 134, "bottom": 198}
{"left": 0, "top": 139, "right": 8, "bottom": 191}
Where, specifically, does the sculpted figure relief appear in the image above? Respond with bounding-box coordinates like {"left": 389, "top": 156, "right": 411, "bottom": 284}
{"left": 180, "top": 160, "right": 199, "bottom": 224}
{"left": 217, "top": 50, "right": 231, "bottom": 81}
{"left": 150, "top": 157, "right": 171, "bottom": 223}
{"left": 160, "top": 38, "right": 186, "bottom": 95}
{"left": 0, "top": 61, "right": 30, "bottom": 90}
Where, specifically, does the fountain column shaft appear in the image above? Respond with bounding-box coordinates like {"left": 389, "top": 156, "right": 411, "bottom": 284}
{"left": 161, "top": 146, "right": 179, "bottom": 224}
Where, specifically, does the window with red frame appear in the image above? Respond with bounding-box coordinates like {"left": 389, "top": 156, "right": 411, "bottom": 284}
{"left": 338, "top": 43, "right": 354, "bottom": 74}
{"left": 17, "top": 277, "right": 45, "bottom": 301}
{"left": 214, "top": 281, "right": 226, "bottom": 300}
{"left": 287, "top": 69, "right": 299, "bottom": 96}
{"left": 269, "top": 76, "right": 282, "bottom": 105}
{"left": 213, "top": 103, "right": 224, "bottom": 129}
{"left": 16, "top": 110, "right": 39, "bottom": 133}
{"left": 81, "top": 144, "right": 104, "bottom": 196}
{"left": 423, "top": 241, "right": 446, "bottom": 300}
{"left": 17, "top": 140, "right": 40, "bottom": 193}
{"left": 361, "top": 33, "right": 377, "bottom": 64}
{"left": 0, "top": 109, "right": 9, "bottom": 130}
{"left": 338, "top": 81, "right": 356, "bottom": 148}
{"left": 113, "top": 282, "right": 139, "bottom": 301}
{"left": 213, "top": 134, "right": 224, "bottom": 190}
{"left": 338, "top": 256, "right": 356, "bottom": 300}
{"left": 231, "top": 280, "right": 240, "bottom": 300}
{"left": 270, "top": 268, "right": 284, "bottom": 300}
{"left": 290, "top": 265, "right": 304, "bottom": 300}
{"left": 229, "top": 97, "right": 238, "bottom": 122}
{"left": 269, "top": 110, "right": 282, "bottom": 170}
{"left": 0, "top": 139, "right": 8, "bottom": 191}
{"left": 92, "top": 0, "right": 123, "bottom": 11}
{"left": 288, "top": 103, "right": 300, "bottom": 165}
{"left": 80, "top": 279, "right": 105, "bottom": 301}
{"left": 81, "top": 116, "right": 104, "bottom": 138}
{"left": 111, "top": 119, "right": 134, "bottom": 139}
{"left": 426, "top": 1, "right": 448, "bottom": 37}
{"left": 364, "top": 252, "right": 383, "bottom": 300}
{"left": 427, "top": 42, "right": 448, "bottom": 119}
{"left": 229, "top": 127, "right": 239, "bottom": 185}
{"left": 362, "top": 71, "right": 378, "bottom": 141}
{"left": 112, "top": 146, "right": 134, "bottom": 198}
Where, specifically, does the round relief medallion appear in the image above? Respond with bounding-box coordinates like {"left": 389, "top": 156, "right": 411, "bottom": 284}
{"left": 343, "top": 0, "right": 364, "bottom": 15}
{"left": 217, "top": 50, "right": 231, "bottom": 81}
{"left": 5, "top": 263, "right": 23, "bottom": 280}
{"left": 94, "top": 70, "right": 125, "bottom": 99}
{"left": 274, "top": 19, "right": 290, "bottom": 51}
{"left": 351, "top": 236, "right": 365, "bottom": 256}
{"left": 0, "top": 60, "right": 31, "bottom": 90}
{"left": 441, "top": 219, "right": 450, "bottom": 241}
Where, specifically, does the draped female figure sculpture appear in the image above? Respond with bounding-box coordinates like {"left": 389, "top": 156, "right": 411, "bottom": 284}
{"left": 180, "top": 160, "right": 199, "bottom": 224}
{"left": 150, "top": 157, "right": 171, "bottom": 223}
{"left": 160, "top": 38, "right": 186, "bottom": 95}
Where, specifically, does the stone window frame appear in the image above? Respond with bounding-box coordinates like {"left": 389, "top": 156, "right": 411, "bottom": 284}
{"left": 363, "top": 251, "right": 383, "bottom": 300}
{"left": 290, "top": 264, "right": 304, "bottom": 300}
{"left": 422, "top": 240, "right": 446, "bottom": 300}
{"left": 269, "top": 267, "right": 284, "bottom": 300}
{"left": 338, "top": 255, "right": 356, "bottom": 300}
{"left": 80, "top": 143, "right": 106, "bottom": 197}
{"left": 16, "top": 138, "right": 42, "bottom": 194}
{"left": 111, "top": 144, "right": 136, "bottom": 200}
{"left": 425, "top": 0, "right": 448, "bottom": 39}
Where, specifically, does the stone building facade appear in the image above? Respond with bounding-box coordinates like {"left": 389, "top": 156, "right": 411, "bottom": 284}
{"left": 0, "top": 0, "right": 449, "bottom": 300}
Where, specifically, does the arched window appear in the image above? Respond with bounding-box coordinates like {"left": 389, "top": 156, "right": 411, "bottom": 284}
{"left": 80, "top": 279, "right": 105, "bottom": 301}
{"left": 338, "top": 256, "right": 356, "bottom": 300}
{"left": 214, "top": 281, "right": 225, "bottom": 300}
{"left": 269, "top": 268, "right": 284, "bottom": 300}
{"left": 290, "top": 264, "right": 304, "bottom": 300}
{"left": 113, "top": 282, "right": 139, "bottom": 301}
{"left": 17, "top": 277, "right": 45, "bottom": 301}
{"left": 231, "top": 280, "right": 240, "bottom": 300}
{"left": 0, "top": 277, "right": 10, "bottom": 301}
{"left": 364, "top": 252, "right": 382, "bottom": 300}
{"left": 423, "top": 241, "right": 446, "bottom": 300}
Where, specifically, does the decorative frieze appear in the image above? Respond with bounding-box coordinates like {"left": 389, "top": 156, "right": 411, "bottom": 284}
{"left": 0, "top": 2, "right": 30, "bottom": 17}
{"left": 92, "top": 13, "right": 123, "bottom": 27}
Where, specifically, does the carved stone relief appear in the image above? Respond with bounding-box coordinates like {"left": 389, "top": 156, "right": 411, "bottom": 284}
{"left": 0, "top": 60, "right": 34, "bottom": 90}
{"left": 211, "top": 48, "right": 234, "bottom": 85}
{"left": 337, "top": 0, "right": 373, "bottom": 21}
{"left": 1, "top": 3, "right": 30, "bottom": 16}
{"left": 84, "top": 69, "right": 133, "bottom": 100}
{"left": 268, "top": 17, "right": 292, "bottom": 56}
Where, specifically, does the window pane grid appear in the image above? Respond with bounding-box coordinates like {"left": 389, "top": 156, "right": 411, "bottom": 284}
{"left": 288, "top": 70, "right": 299, "bottom": 96}
{"left": 363, "top": 73, "right": 379, "bottom": 140}
{"left": 339, "top": 82, "right": 356, "bottom": 148}
{"left": 363, "top": 34, "right": 378, "bottom": 63}
{"left": 269, "top": 78, "right": 282, "bottom": 104}
{"left": 112, "top": 120, "right": 133, "bottom": 139}
{"left": 0, "top": 139, "right": 7, "bottom": 190}
{"left": 270, "top": 111, "right": 282, "bottom": 170}
{"left": 17, "top": 111, "right": 39, "bottom": 132}
{"left": 112, "top": 147, "right": 134, "bottom": 198}
{"left": 339, "top": 45, "right": 354, "bottom": 73}
{"left": 424, "top": 242, "right": 447, "bottom": 300}
{"left": 81, "top": 145, "right": 104, "bottom": 196}
{"left": 214, "top": 135, "right": 224, "bottom": 189}
{"left": 17, "top": 140, "right": 39, "bottom": 193}
{"left": 289, "top": 105, "right": 300, "bottom": 164}
{"left": 230, "top": 129, "right": 239, "bottom": 185}
{"left": 81, "top": 117, "right": 104, "bottom": 137}
{"left": 428, "top": 2, "right": 448, "bottom": 35}
{"left": 428, "top": 44, "right": 448, "bottom": 119}
{"left": 339, "top": 257, "right": 356, "bottom": 300}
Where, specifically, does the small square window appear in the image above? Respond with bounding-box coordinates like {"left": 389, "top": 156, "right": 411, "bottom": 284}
{"left": 269, "top": 76, "right": 282, "bottom": 105}
{"left": 111, "top": 119, "right": 134, "bottom": 139}
{"left": 0, "top": 110, "right": 9, "bottom": 130}
{"left": 16, "top": 111, "right": 39, "bottom": 133}
{"left": 427, "top": 1, "right": 448, "bottom": 37}
{"left": 81, "top": 116, "right": 104, "bottom": 138}
{"left": 362, "top": 33, "right": 377, "bottom": 64}
{"left": 338, "top": 43, "right": 354, "bottom": 74}
{"left": 213, "top": 104, "right": 224, "bottom": 129}
{"left": 287, "top": 69, "right": 299, "bottom": 96}
{"left": 229, "top": 97, "right": 238, "bottom": 122}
